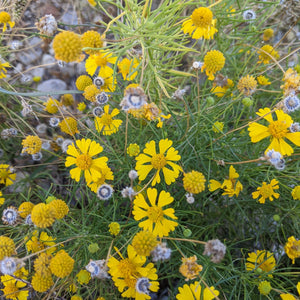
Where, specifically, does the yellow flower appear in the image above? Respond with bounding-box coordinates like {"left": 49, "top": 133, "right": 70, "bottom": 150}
{"left": 211, "top": 78, "right": 233, "bottom": 97}
{"left": 109, "top": 222, "right": 120, "bottom": 236}
{"left": 0, "top": 191, "right": 4, "bottom": 206}
{"left": 65, "top": 138, "right": 108, "bottom": 184}
{"left": 201, "top": 50, "right": 225, "bottom": 80}
{"left": 135, "top": 139, "right": 182, "bottom": 186}
{"left": 258, "top": 281, "right": 272, "bottom": 296}
{"left": 127, "top": 143, "right": 140, "bottom": 157}
{"left": 83, "top": 84, "right": 100, "bottom": 102}
{"left": 60, "top": 94, "right": 74, "bottom": 106}
{"left": 59, "top": 117, "right": 79, "bottom": 136}
{"left": 71, "top": 296, "right": 82, "bottom": 300}
{"left": 48, "top": 199, "right": 69, "bottom": 219}
{"left": 280, "top": 282, "right": 300, "bottom": 300}
{"left": 132, "top": 231, "right": 158, "bottom": 256}
{"left": 246, "top": 250, "right": 276, "bottom": 274}
{"left": 182, "top": 7, "right": 218, "bottom": 40}
{"left": 87, "top": 0, "right": 96, "bottom": 6}
{"left": 0, "top": 12, "right": 15, "bottom": 32}
{"left": 183, "top": 171, "right": 206, "bottom": 194}
{"left": 0, "top": 236, "right": 15, "bottom": 260}
{"left": 118, "top": 57, "right": 139, "bottom": 80}
{"left": 81, "top": 30, "right": 104, "bottom": 55}
{"left": 21, "top": 135, "right": 42, "bottom": 155}
{"left": 31, "top": 272, "right": 53, "bottom": 292}
{"left": 34, "top": 253, "right": 52, "bottom": 276}
{"left": 50, "top": 250, "right": 74, "bottom": 278}
{"left": 0, "top": 164, "right": 16, "bottom": 186}
{"left": 76, "top": 75, "right": 92, "bottom": 91}
{"left": 77, "top": 102, "right": 86, "bottom": 112}
{"left": 98, "top": 68, "right": 117, "bottom": 92}
{"left": 0, "top": 275, "right": 29, "bottom": 300}
{"left": 209, "top": 165, "right": 243, "bottom": 197}
{"left": 263, "top": 28, "right": 274, "bottom": 41}
{"left": 85, "top": 51, "right": 116, "bottom": 76}
{"left": 292, "top": 186, "right": 300, "bottom": 200}
{"left": 95, "top": 105, "right": 122, "bottom": 135}
{"left": 252, "top": 179, "right": 280, "bottom": 204}
{"left": 18, "top": 202, "right": 34, "bottom": 218}
{"left": 257, "top": 75, "right": 271, "bottom": 85}
{"left": 107, "top": 245, "right": 159, "bottom": 299}
{"left": 285, "top": 236, "right": 300, "bottom": 264}
{"left": 176, "top": 281, "right": 219, "bottom": 300}
{"left": 25, "top": 230, "right": 56, "bottom": 254}
{"left": 133, "top": 187, "right": 178, "bottom": 237}
{"left": 258, "top": 45, "right": 279, "bottom": 64}
{"left": 76, "top": 269, "right": 91, "bottom": 285}
{"left": 237, "top": 75, "right": 257, "bottom": 96}
{"left": 0, "top": 61, "right": 10, "bottom": 79}
{"left": 52, "top": 31, "right": 82, "bottom": 63}
{"left": 248, "top": 107, "right": 300, "bottom": 156}
{"left": 87, "top": 165, "right": 114, "bottom": 193}
{"left": 31, "top": 203, "right": 56, "bottom": 228}
{"left": 179, "top": 256, "right": 203, "bottom": 281}
{"left": 43, "top": 97, "right": 61, "bottom": 114}
{"left": 212, "top": 121, "right": 224, "bottom": 133}
{"left": 281, "top": 68, "right": 300, "bottom": 95}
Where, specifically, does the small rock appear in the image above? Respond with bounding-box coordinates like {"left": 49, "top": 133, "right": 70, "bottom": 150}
{"left": 37, "top": 79, "right": 67, "bottom": 97}
{"left": 61, "top": 9, "right": 78, "bottom": 28}
{"left": 42, "top": 54, "right": 56, "bottom": 68}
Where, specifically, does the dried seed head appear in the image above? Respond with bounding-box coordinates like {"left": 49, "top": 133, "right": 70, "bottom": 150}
{"left": 203, "top": 239, "right": 226, "bottom": 263}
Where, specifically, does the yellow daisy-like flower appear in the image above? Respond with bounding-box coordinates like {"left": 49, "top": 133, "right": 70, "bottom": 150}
{"left": 201, "top": 50, "right": 225, "bottom": 80}
{"left": 109, "top": 222, "right": 120, "bottom": 236}
{"left": 50, "top": 250, "right": 74, "bottom": 278}
{"left": 0, "top": 12, "right": 15, "bottom": 32}
{"left": 81, "top": 30, "right": 104, "bottom": 55}
{"left": 246, "top": 250, "right": 276, "bottom": 274}
{"left": 0, "top": 275, "right": 29, "bottom": 300}
{"left": 59, "top": 117, "right": 79, "bottom": 136}
{"left": 85, "top": 51, "right": 116, "bottom": 76}
{"left": 31, "top": 203, "right": 56, "bottom": 228}
{"left": 0, "top": 61, "right": 10, "bottom": 79}
{"left": 212, "top": 121, "right": 224, "bottom": 133}
{"left": 87, "top": 0, "right": 96, "bottom": 6}
{"left": 257, "top": 75, "right": 271, "bottom": 85}
{"left": 281, "top": 68, "right": 300, "bottom": 95}
{"left": 284, "top": 236, "right": 300, "bottom": 264}
{"left": 132, "top": 187, "right": 178, "bottom": 237}
{"left": 0, "top": 164, "right": 16, "bottom": 186}
{"left": 0, "top": 191, "right": 4, "bottom": 206}
{"left": 176, "top": 281, "right": 219, "bottom": 300}
{"left": 118, "top": 57, "right": 139, "bottom": 80}
{"left": 252, "top": 179, "right": 280, "bottom": 204}
{"left": 107, "top": 245, "right": 159, "bottom": 299}
{"left": 95, "top": 105, "right": 122, "bottom": 135}
{"left": 25, "top": 230, "right": 56, "bottom": 254}
{"left": 0, "top": 236, "right": 15, "bottom": 260}
{"left": 248, "top": 107, "right": 300, "bottom": 156}
{"left": 22, "top": 135, "right": 42, "bottom": 155}
{"left": 43, "top": 97, "right": 61, "bottom": 114}
{"left": 135, "top": 139, "right": 182, "bottom": 186}
{"left": 87, "top": 165, "right": 114, "bottom": 193}
{"left": 209, "top": 165, "right": 243, "bottom": 197}
{"left": 211, "top": 78, "right": 234, "bottom": 98}
{"left": 237, "top": 75, "right": 257, "bottom": 96}
{"left": 77, "top": 102, "right": 86, "bottom": 112}
{"left": 179, "top": 256, "right": 203, "bottom": 281}
{"left": 183, "top": 171, "right": 206, "bottom": 194}
{"left": 98, "top": 68, "right": 117, "bottom": 92}
{"left": 292, "top": 186, "right": 300, "bottom": 200}
{"left": 65, "top": 138, "right": 108, "bottom": 184}
{"left": 182, "top": 7, "right": 218, "bottom": 40}
{"left": 258, "top": 45, "right": 279, "bottom": 64}
{"left": 48, "top": 199, "right": 69, "bottom": 219}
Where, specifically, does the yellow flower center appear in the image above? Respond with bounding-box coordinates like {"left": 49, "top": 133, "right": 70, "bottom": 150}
{"left": 3, "top": 283, "right": 19, "bottom": 298}
{"left": 191, "top": 7, "right": 213, "bottom": 27}
{"left": 94, "top": 55, "right": 108, "bottom": 67}
{"left": 268, "top": 120, "right": 288, "bottom": 138}
{"left": 151, "top": 153, "right": 167, "bottom": 169}
{"left": 147, "top": 206, "right": 164, "bottom": 222}
{"left": 118, "top": 259, "right": 137, "bottom": 279}
{"left": 0, "top": 169, "right": 9, "bottom": 179}
{"left": 100, "top": 114, "right": 112, "bottom": 125}
{"left": 259, "top": 183, "right": 274, "bottom": 198}
{"left": 76, "top": 154, "right": 92, "bottom": 170}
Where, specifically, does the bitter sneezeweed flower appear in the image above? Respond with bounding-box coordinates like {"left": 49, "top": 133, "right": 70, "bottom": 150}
{"left": 246, "top": 250, "right": 276, "bottom": 274}
{"left": 176, "top": 281, "right": 219, "bottom": 300}
{"left": 252, "top": 179, "right": 280, "bottom": 204}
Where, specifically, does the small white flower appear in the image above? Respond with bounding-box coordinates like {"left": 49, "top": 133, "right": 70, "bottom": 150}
{"left": 243, "top": 9, "right": 256, "bottom": 20}
{"left": 97, "top": 184, "right": 113, "bottom": 200}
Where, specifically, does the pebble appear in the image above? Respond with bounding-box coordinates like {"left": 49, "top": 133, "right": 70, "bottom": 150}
{"left": 37, "top": 79, "right": 67, "bottom": 97}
